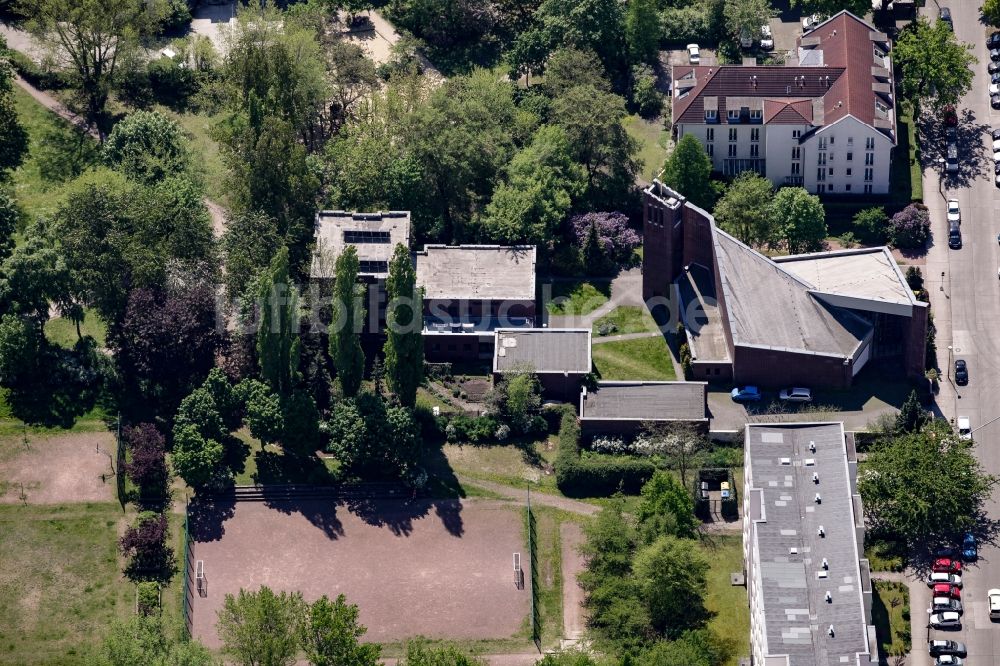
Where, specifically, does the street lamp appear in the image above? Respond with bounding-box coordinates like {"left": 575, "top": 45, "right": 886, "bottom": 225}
{"left": 947, "top": 345, "right": 953, "bottom": 383}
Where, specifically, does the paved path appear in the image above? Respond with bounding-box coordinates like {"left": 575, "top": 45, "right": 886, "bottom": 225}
{"left": 454, "top": 474, "right": 599, "bottom": 517}
{"left": 591, "top": 331, "right": 662, "bottom": 345}
{"left": 545, "top": 268, "right": 644, "bottom": 330}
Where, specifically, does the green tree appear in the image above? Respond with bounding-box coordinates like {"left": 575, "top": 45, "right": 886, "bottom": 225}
{"left": 528, "top": 0, "right": 627, "bottom": 83}
{"left": 636, "top": 629, "right": 731, "bottom": 666}
{"left": 23, "top": 0, "right": 145, "bottom": 133}
{"left": 662, "top": 134, "right": 715, "bottom": 211}
{"left": 632, "top": 535, "right": 710, "bottom": 638}
{"left": 579, "top": 499, "right": 637, "bottom": 581}
{"left": 103, "top": 110, "right": 190, "bottom": 184}
{"left": 770, "top": 187, "right": 827, "bottom": 253}
{"left": 281, "top": 388, "right": 320, "bottom": 454}
{"left": 222, "top": 209, "right": 282, "bottom": 301}
{"left": 0, "top": 46, "right": 28, "bottom": 179}
{"left": 859, "top": 419, "right": 997, "bottom": 548}
{"left": 257, "top": 247, "right": 301, "bottom": 397}
{"left": 637, "top": 471, "right": 698, "bottom": 541}
{"left": 175, "top": 388, "right": 225, "bottom": 442}
{"left": 0, "top": 189, "right": 19, "bottom": 263}
{"left": 480, "top": 125, "right": 586, "bottom": 245}
{"left": 985, "top": 0, "right": 1000, "bottom": 26}
{"left": 894, "top": 17, "right": 977, "bottom": 112}
{"left": 625, "top": 0, "right": 660, "bottom": 65}
{"left": 237, "top": 379, "right": 285, "bottom": 446}
{"left": 299, "top": 594, "right": 381, "bottom": 666}
{"left": 713, "top": 171, "right": 775, "bottom": 248}
{"left": 852, "top": 206, "right": 889, "bottom": 244}
{"left": 895, "top": 389, "right": 928, "bottom": 434}
{"left": 400, "top": 641, "right": 486, "bottom": 666}
{"left": 724, "top": 0, "right": 775, "bottom": 44}
{"left": 216, "top": 586, "right": 305, "bottom": 666}
{"left": 171, "top": 424, "right": 224, "bottom": 489}
{"left": 96, "top": 615, "right": 218, "bottom": 666}
{"left": 383, "top": 243, "right": 423, "bottom": 407}
{"left": 640, "top": 422, "right": 708, "bottom": 489}
{"left": 792, "top": 0, "right": 873, "bottom": 20}
{"left": 542, "top": 48, "right": 610, "bottom": 98}
{"left": 329, "top": 245, "right": 365, "bottom": 397}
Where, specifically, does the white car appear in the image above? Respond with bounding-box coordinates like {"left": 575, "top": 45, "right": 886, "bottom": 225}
{"left": 779, "top": 387, "right": 812, "bottom": 402}
{"left": 989, "top": 588, "right": 1000, "bottom": 620}
{"left": 947, "top": 199, "right": 960, "bottom": 224}
{"left": 760, "top": 24, "right": 774, "bottom": 50}
{"left": 928, "top": 572, "right": 963, "bottom": 587}
{"left": 930, "top": 611, "right": 962, "bottom": 628}
{"left": 994, "top": 149, "right": 1000, "bottom": 163}
{"left": 687, "top": 44, "right": 700, "bottom": 64}
{"left": 936, "top": 656, "right": 964, "bottom": 666}
{"left": 992, "top": 82, "right": 1000, "bottom": 95}
{"left": 958, "top": 416, "right": 971, "bottom": 440}
{"left": 802, "top": 14, "right": 821, "bottom": 32}
{"left": 993, "top": 138, "right": 1000, "bottom": 152}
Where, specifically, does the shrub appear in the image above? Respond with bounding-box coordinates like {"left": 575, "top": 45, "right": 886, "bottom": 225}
{"left": 852, "top": 206, "right": 889, "bottom": 244}
{"left": 123, "top": 423, "right": 168, "bottom": 496}
{"left": 136, "top": 581, "right": 160, "bottom": 616}
{"left": 120, "top": 512, "right": 175, "bottom": 580}
{"left": 444, "top": 414, "right": 498, "bottom": 443}
{"left": 555, "top": 407, "right": 656, "bottom": 497}
{"left": 8, "top": 50, "right": 70, "bottom": 90}
{"left": 889, "top": 204, "right": 930, "bottom": 249}
{"left": 631, "top": 65, "right": 662, "bottom": 118}
{"left": 596, "top": 320, "right": 618, "bottom": 336}
{"left": 570, "top": 212, "right": 641, "bottom": 265}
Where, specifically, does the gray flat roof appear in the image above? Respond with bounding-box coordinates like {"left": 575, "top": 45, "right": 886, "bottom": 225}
{"left": 714, "top": 230, "right": 872, "bottom": 357}
{"left": 774, "top": 248, "right": 916, "bottom": 307}
{"left": 580, "top": 381, "right": 707, "bottom": 421}
{"left": 311, "top": 211, "right": 411, "bottom": 279}
{"left": 415, "top": 245, "right": 536, "bottom": 301}
{"left": 745, "top": 423, "right": 873, "bottom": 666}
{"left": 493, "top": 329, "right": 591, "bottom": 374}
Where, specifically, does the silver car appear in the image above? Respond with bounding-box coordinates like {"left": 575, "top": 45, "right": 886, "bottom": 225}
{"left": 779, "top": 387, "right": 812, "bottom": 402}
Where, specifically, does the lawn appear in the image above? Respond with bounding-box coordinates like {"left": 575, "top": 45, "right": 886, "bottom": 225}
{"left": 0, "top": 502, "right": 131, "bottom": 664}
{"left": 889, "top": 99, "right": 922, "bottom": 206}
{"left": 159, "top": 106, "right": 228, "bottom": 206}
{"left": 543, "top": 280, "right": 611, "bottom": 316}
{"left": 872, "top": 580, "right": 911, "bottom": 661}
{"left": 44, "top": 307, "right": 107, "bottom": 349}
{"left": 593, "top": 306, "right": 659, "bottom": 337}
{"left": 443, "top": 439, "right": 560, "bottom": 494}
{"left": 702, "top": 534, "right": 750, "bottom": 665}
{"left": 228, "top": 429, "right": 340, "bottom": 486}
{"left": 624, "top": 114, "right": 669, "bottom": 182}
{"left": 592, "top": 336, "right": 676, "bottom": 381}
{"left": 10, "top": 86, "right": 99, "bottom": 224}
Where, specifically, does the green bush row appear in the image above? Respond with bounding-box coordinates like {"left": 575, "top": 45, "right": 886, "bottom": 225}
{"left": 554, "top": 407, "right": 655, "bottom": 497}
{"left": 8, "top": 50, "right": 71, "bottom": 91}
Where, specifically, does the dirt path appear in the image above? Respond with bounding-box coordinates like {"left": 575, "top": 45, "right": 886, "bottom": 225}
{"left": 454, "top": 474, "right": 599, "bottom": 517}
{"left": 560, "top": 522, "right": 587, "bottom": 642}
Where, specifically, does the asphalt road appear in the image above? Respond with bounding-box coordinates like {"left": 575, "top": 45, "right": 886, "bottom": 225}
{"left": 920, "top": 1, "right": 1000, "bottom": 663}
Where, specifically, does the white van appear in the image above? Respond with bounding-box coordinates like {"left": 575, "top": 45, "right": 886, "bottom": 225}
{"left": 957, "top": 416, "right": 971, "bottom": 440}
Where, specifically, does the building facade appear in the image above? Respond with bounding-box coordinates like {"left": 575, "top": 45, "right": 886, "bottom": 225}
{"left": 671, "top": 11, "right": 895, "bottom": 195}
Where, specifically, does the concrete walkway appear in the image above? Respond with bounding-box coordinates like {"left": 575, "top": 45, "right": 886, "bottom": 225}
{"left": 591, "top": 330, "right": 663, "bottom": 345}
{"left": 546, "top": 268, "right": 643, "bottom": 330}
{"left": 454, "top": 474, "right": 599, "bottom": 517}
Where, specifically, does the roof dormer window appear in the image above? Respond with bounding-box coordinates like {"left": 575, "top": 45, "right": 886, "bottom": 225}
{"left": 728, "top": 109, "right": 740, "bottom": 121}
{"left": 705, "top": 108, "right": 717, "bottom": 122}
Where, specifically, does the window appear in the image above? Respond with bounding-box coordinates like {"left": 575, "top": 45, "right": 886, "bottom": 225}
{"left": 751, "top": 128, "right": 760, "bottom": 142}
{"left": 818, "top": 137, "right": 827, "bottom": 150}
{"left": 846, "top": 168, "right": 852, "bottom": 176}
{"left": 864, "top": 167, "right": 873, "bottom": 181}
{"left": 729, "top": 128, "right": 737, "bottom": 141}
{"left": 845, "top": 184, "right": 851, "bottom": 192}
{"left": 865, "top": 152, "right": 874, "bottom": 166}
{"left": 846, "top": 152, "right": 853, "bottom": 161}
{"left": 818, "top": 153, "right": 827, "bottom": 165}
{"left": 358, "top": 260, "right": 389, "bottom": 273}
{"left": 817, "top": 168, "right": 826, "bottom": 181}
{"left": 344, "top": 230, "right": 391, "bottom": 244}
{"left": 866, "top": 137, "right": 875, "bottom": 150}
{"left": 793, "top": 130, "right": 801, "bottom": 139}
{"left": 864, "top": 184, "right": 873, "bottom": 194}
{"left": 829, "top": 136, "right": 835, "bottom": 145}
{"left": 728, "top": 144, "right": 737, "bottom": 157}
{"left": 828, "top": 167, "right": 833, "bottom": 175}
{"left": 829, "top": 153, "right": 835, "bottom": 162}
{"left": 707, "top": 144, "right": 714, "bottom": 157}
{"left": 706, "top": 109, "right": 718, "bottom": 122}
{"left": 750, "top": 144, "right": 759, "bottom": 157}
{"left": 791, "top": 162, "right": 800, "bottom": 175}
{"left": 728, "top": 109, "right": 740, "bottom": 121}
{"left": 817, "top": 183, "right": 826, "bottom": 193}
{"left": 706, "top": 128, "right": 714, "bottom": 142}
{"left": 750, "top": 109, "right": 762, "bottom": 121}
{"left": 876, "top": 100, "right": 890, "bottom": 116}
{"left": 792, "top": 147, "right": 801, "bottom": 160}
{"left": 847, "top": 136, "right": 854, "bottom": 146}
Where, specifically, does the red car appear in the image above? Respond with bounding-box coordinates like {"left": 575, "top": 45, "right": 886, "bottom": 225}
{"left": 934, "top": 558, "right": 963, "bottom": 574}
{"left": 933, "top": 583, "right": 962, "bottom": 599}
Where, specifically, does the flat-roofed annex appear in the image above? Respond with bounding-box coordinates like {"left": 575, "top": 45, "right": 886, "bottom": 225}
{"left": 493, "top": 328, "right": 591, "bottom": 374}
{"left": 311, "top": 210, "right": 411, "bottom": 279}
{"left": 415, "top": 245, "right": 536, "bottom": 301}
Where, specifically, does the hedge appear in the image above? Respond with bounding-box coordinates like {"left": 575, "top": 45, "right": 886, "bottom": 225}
{"left": 554, "top": 407, "right": 655, "bottom": 497}
{"left": 8, "top": 50, "right": 71, "bottom": 91}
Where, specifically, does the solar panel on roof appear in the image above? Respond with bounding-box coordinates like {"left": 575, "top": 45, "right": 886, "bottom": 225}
{"left": 344, "top": 230, "right": 391, "bottom": 244}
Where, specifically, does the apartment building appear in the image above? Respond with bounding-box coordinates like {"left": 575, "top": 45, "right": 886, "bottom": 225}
{"left": 671, "top": 11, "right": 895, "bottom": 195}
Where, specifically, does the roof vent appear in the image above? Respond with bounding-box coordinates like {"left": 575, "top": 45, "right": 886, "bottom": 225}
{"left": 809, "top": 441, "right": 816, "bottom": 452}
{"left": 815, "top": 493, "right": 822, "bottom": 504}
{"left": 825, "top": 591, "right": 833, "bottom": 603}
{"left": 789, "top": 547, "right": 799, "bottom": 555}
{"left": 812, "top": 473, "right": 820, "bottom": 484}
{"left": 804, "top": 458, "right": 816, "bottom": 466}
{"left": 828, "top": 625, "right": 835, "bottom": 637}
{"left": 818, "top": 526, "right": 825, "bottom": 537}
{"left": 780, "top": 457, "right": 792, "bottom": 465}
{"left": 822, "top": 557, "right": 829, "bottom": 569}
{"left": 817, "top": 570, "right": 828, "bottom": 578}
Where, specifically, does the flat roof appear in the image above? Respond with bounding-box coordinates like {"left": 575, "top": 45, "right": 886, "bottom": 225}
{"left": 580, "top": 381, "right": 707, "bottom": 421}
{"left": 311, "top": 211, "right": 411, "bottom": 279}
{"left": 774, "top": 248, "right": 916, "bottom": 307}
{"left": 415, "top": 245, "right": 536, "bottom": 301}
{"left": 493, "top": 329, "right": 591, "bottom": 374}
{"left": 745, "top": 423, "right": 873, "bottom": 666}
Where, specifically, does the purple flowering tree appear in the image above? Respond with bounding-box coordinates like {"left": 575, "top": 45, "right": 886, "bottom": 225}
{"left": 889, "top": 204, "right": 931, "bottom": 249}
{"left": 570, "top": 212, "right": 641, "bottom": 265}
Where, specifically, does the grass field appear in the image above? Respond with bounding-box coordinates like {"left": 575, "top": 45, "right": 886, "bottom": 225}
{"left": 0, "top": 502, "right": 130, "bottom": 664}
{"left": 890, "top": 100, "right": 922, "bottom": 205}
{"left": 544, "top": 280, "right": 611, "bottom": 316}
{"left": 872, "top": 580, "right": 911, "bottom": 661}
{"left": 702, "top": 534, "right": 750, "bottom": 665}
{"left": 44, "top": 308, "right": 107, "bottom": 349}
{"left": 160, "top": 107, "right": 228, "bottom": 206}
{"left": 592, "top": 336, "right": 676, "bottom": 381}
{"left": 624, "top": 114, "right": 669, "bottom": 182}
{"left": 443, "top": 440, "right": 560, "bottom": 494}
{"left": 593, "top": 306, "right": 658, "bottom": 337}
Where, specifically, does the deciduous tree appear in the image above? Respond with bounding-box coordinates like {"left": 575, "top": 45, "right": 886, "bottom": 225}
{"left": 123, "top": 423, "right": 168, "bottom": 493}
{"left": 724, "top": 0, "right": 776, "bottom": 44}
{"left": 637, "top": 471, "right": 698, "bottom": 541}
{"left": 632, "top": 535, "right": 710, "bottom": 639}
{"left": 216, "top": 586, "right": 305, "bottom": 666}
{"left": 329, "top": 245, "right": 365, "bottom": 397}
{"left": 662, "top": 134, "right": 715, "bottom": 211}
{"left": 222, "top": 209, "right": 282, "bottom": 302}
{"left": 256, "top": 247, "right": 301, "bottom": 397}
{"left": 300, "top": 594, "right": 381, "bottom": 666}
{"left": 103, "top": 110, "right": 190, "bottom": 183}
{"left": 625, "top": 0, "right": 660, "bottom": 65}
{"left": 383, "top": 243, "right": 423, "bottom": 407}
{"left": 713, "top": 172, "right": 775, "bottom": 248}
{"left": 894, "top": 17, "right": 976, "bottom": 112}
{"left": 0, "top": 46, "right": 28, "bottom": 178}
{"left": 770, "top": 187, "right": 826, "bottom": 253}
{"left": 640, "top": 422, "right": 708, "bottom": 488}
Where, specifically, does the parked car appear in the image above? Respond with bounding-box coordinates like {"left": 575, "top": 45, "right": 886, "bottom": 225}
{"left": 802, "top": 14, "right": 821, "bottom": 31}
{"left": 936, "top": 656, "right": 964, "bottom": 666}
{"left": 934, "top": 558, "right": 962, "bottom": 574}
{"left": 949, "top": 223, "right": 962, "bottom": 249}
{"left": 929, "top": 640, "right": 967, "bottom": 658}
{"left": 731, "top": 386, "right": 762, "bottom": 402}
{"left": 760, "top": 24, "right": 773, "bottom": 49}
{"left": 955, "top": 359, "right": 968, "bottom": 385}
{"left": 939, "top": 6, "right": 952, "bottom": 28}
{"left": 991, "top": 47, "right": 1000, "bottom": 61}
{"left": 687, "top": 44, "right": 700, "bottom": 64}
{"left": 943, "top": 105, "right": 957, "bottom": 126}
{"left": 989, "top": 588, "right": 1000, "bottom": 620}
{"left": 992, "top": 61, "right": 1000, "bottom": 74}
{"left": 993, "top": 93, "right": 1000, "bottom": 109}
{"left": 930, "top": 611, "right": 962, "bottom": 629}
{"left": 933, "top": 583, "right": 962, "bottom": 599}
{"left": 990, "top": 82, "right": 1000, "bottom": 96}
{"left": 995, "top": 172, "right": 1000, "bottom": 187}
{"left": 961, "top": 533, "right": 977, "bottom": 561}
{"left": 990, "top": 31, "right": 1000, "bottom": 47}
{"left": 946, "top": 125, "right": 957, "bottom": 142}
{"left": 779, "top": 387, "right": 812, "bottom": 402}
{"left": 932, "top": 597, "right": 963, "bottom": 613}
{"left": 928, "top": 572, "right": 963, "bottom": 587}
{"left": 947, "top": 199, "right": 961, "bottom": 224}
{"left": 994, "top": 127, "right": 1000, "bottom": 140}
{"left": 992, "top": 72, "right": 1000, "bottom": 84}
{"left": 958, "top": 416, "right": 971, "bottom": 440}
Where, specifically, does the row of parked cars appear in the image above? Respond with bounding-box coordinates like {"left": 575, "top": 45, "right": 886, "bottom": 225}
{"left": 729, "top": 386, "right": 812, "bottom": 403}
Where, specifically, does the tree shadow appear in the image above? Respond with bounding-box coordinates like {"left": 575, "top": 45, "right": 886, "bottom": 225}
{"left": 902, "top": 510, "right": 1000, "bottom": 576}
{"left": 262, "top": 497, "right": 346, "bottom": 540}
{"left": 187, "top": 495, "right": 236, "bottom": 543}
{"left": 918, "top": 107, "right": 990, "bottom": 190}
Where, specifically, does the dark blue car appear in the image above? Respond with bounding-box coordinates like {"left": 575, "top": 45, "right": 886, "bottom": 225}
{"left": 962, "top": 533, "right": 977, "bottom": 562}
{"left": 730, "top": 386, "right": 761, "bottom": 403}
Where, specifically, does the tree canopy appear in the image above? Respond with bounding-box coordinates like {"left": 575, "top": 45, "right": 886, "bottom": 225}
{"left": 383, "top": 243, "right": 423, "bottom": 407}
{"left": 713, "top": 172, "right": 775, "bottom": 248}
{"left": 894, "top": 17, "right": 976, "bottom": 111}
{"left": 662, "top": 135, "right": 715, "bottom": 211}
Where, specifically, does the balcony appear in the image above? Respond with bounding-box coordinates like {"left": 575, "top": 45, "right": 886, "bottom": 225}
{"left": 784, "top": 176, "right": 804, "bottom": 186}
{"left": 723, "top": 158, "right": 766, "bottom": 177}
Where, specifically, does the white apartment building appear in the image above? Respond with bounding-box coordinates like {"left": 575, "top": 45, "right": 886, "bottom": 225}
{"left": 672, "top": 11, "right": 896, "bottom": 195}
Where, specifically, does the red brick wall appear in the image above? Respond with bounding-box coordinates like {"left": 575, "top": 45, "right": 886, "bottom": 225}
{"left": 732, "top": 345, "right": 853, "bottom": 389}
{"left": 903, "top": 304, "right": 929, "bottom": 381}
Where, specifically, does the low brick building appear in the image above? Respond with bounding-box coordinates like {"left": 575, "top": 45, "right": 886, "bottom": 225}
{"left": 579, "top": 381, "right": 709, "bottom": 436}
{"left": 493, "top": 328, "right": 591, "bottom": 401}
{"left": 642, "top": 181, "right": 928, "bottom": 389}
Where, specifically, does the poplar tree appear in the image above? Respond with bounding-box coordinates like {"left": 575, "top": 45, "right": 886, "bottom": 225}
{"left": 383, "top": 243, "right": 423, "bottom": 407}
{"left": 256, "top": 246, "right": 301, "bottom": 396}
{"left": 329, "top": 245, "right": 365, "bottom": 397}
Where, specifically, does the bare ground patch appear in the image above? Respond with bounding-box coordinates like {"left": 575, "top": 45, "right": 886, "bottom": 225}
{"left": 0, "top": 431, "right": 116, "bottom": 504}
